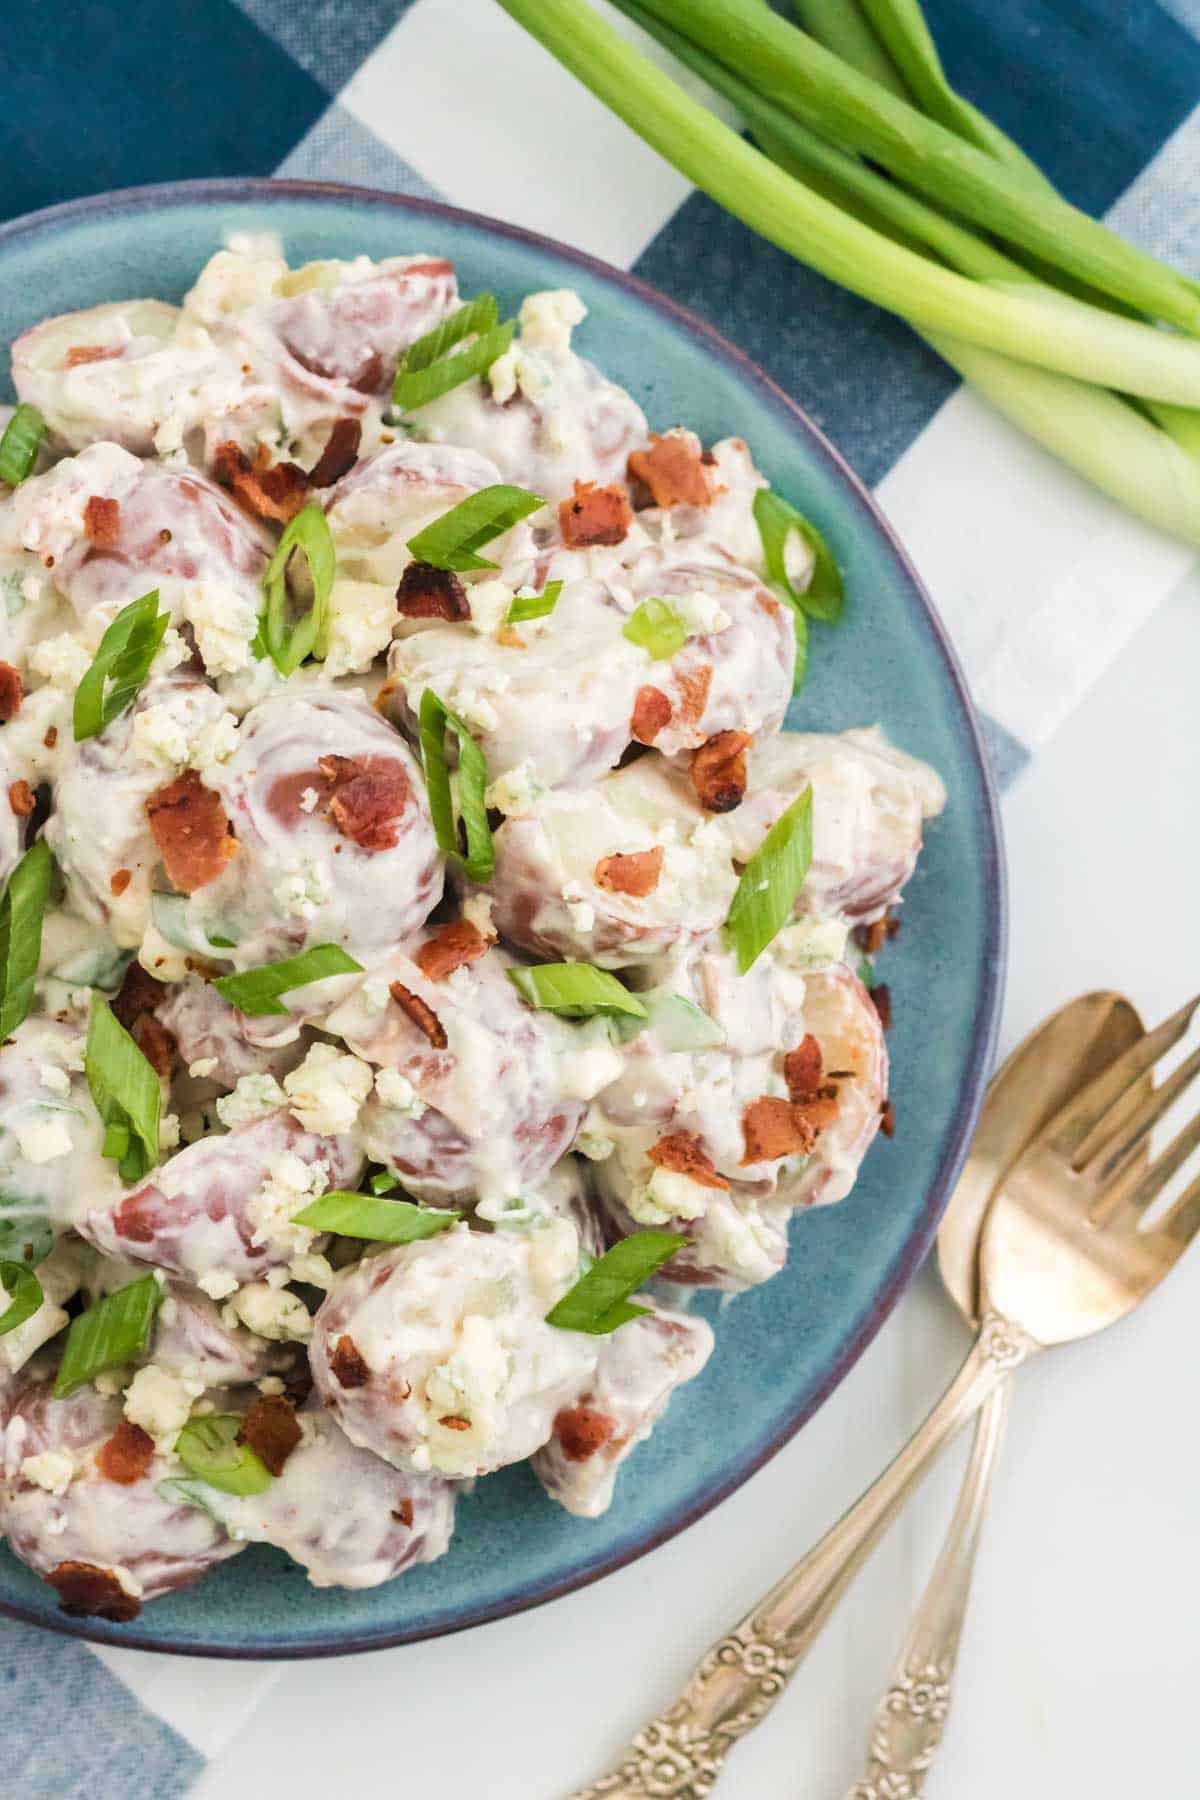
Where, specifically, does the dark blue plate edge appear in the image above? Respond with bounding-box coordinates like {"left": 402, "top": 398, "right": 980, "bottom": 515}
{"left": 0, "top": 177, "right": 1007, "bottom": 1659}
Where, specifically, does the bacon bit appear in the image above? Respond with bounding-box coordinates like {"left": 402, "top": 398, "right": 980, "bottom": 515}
{"left": 415, "top": 919, "right": 492, "bottom": 982}
{"left": 557, "top": 480, "right": 633, "bottom": 549}
{"left": 145, "top": 770, "right": 238, "bottom": 894}
{"left": 48, "top": 1560, "right": 141, "bottom": 1621}
{"left": 691, "top": 730, "right": 750, "bottom": 813}
{"left": 647, "top": 1130, "right": 730, "bottom": 1191}
{"left": 330, "top": 1335, "right": 370, "bottom": 1389}
{"left": 7, "top": 780, "right": 33, "bottom": 818}
{"left": 95, "top": 1421, "right": 156, "bottom": 1486}
{"left": 392, "top": 1499, "right": 414, "bottom": 1528}
{"left": 317, "top": 753, "right": 412, "bottom": 853}
{"left": 783, "top": 1034, "right": 823, "bottom": 1103}
{"left": 554, "top": 1405, "right": 617, "bottom": 1463}
{"left": 395, "top": 561, "right": 470, "bottom": 622}
{"left": 109, "top": 867, "right": 132, "bottom": 897}
{"left": 631, "top": 685, "right": 672, "bottom": 745}
{"left": 438, "top": 1414, "right": 471, "bottom": 1431}
{"left": 496, "top": 625, "right": 525, "bottom": 649}
{"left": 43, "top": 726, "right": 57, "bottom": 750}
{"left": 83, "top": 495, "right": 121, "bottom": 547}
{"left": 0, "top": 661, "right": 23, "bottom": 723}
{"left": 307, "top": 417, "right": 362, "bottom": 488}
{"left": 627, "top": 430, "right": 715, "bottom": 509}
{"left": 880, "top": 1100, "right": 896, "bottom": 1139}
{"left": 854, "top": 912, "right": 900, "bottom": 955}
{"left": 111, "top": 961, "right": 167, "bottom": 1031}
{"left": 132, "top": 1013, "right": 175, "bottom": 1080}
{"left": 237, "top": 1395, "right": 302, "bottom": 1477}
{"left": 389, "top": 980, "right": 448, "bottom": 1049}
{"left": 594, "top": 846, "right": 664, "bottom": 899}
{"left": 65, "top": 345, "right": 122, "bottom": 368}
{"left": 282, "top": 1360, "right": 314, "bottom": 1410}
{"left": 212, "top": 440, "right": 309, "bottom": 524}
{"left": 742, "top": 1096, "right": 816, "bottom": 1164}
{"left": 871, "top": 983, "right": 892, "bottom": 1032}
{"left": 675, "top": 664, "right": 713, "bottom": 727}
{"left": 793, "top": 1095, "right": 840, "bottom": 1138}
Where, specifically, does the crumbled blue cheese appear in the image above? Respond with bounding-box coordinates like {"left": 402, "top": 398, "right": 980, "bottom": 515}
{"left": 29, "top": 633, "right": 92, "bottom": 689}
{"left": 223, "top": 1281, "right": 314, "bottom": 1342}
{"left": 39, "top": 1065, "right": 71, "bottom": 1098}
{"left": 298, "top": 787, "right": 320, "bottom": 814}
{"left": 561, "top": 881, "right": 595, "bottom": 934}
{"left": 283, "top": 1042, "right": 373, "bottom": 1136}
{"left": 14, "top": 1110, "right": 74, "bottom": 1164}
{"left": 629, "top": 1167, "right": 711, "bottom": 1227}
{"left": 183, "top": 579, "right": 260, "bottom": 676}
{"left": 188, "top": 1056, "right": 218, "bottom": 1080}
{"left": 374, "top": 1066, "right": 427, "bottom": 1119}
{"left": 774, "top": 916, "right": 850, "bottom": 968}
{"left": 322, "top": 578, "right": 398, "bottom": 678}
{"left": 216, "top": 1071, "right": 286, "bottom": 1129}
{"left": 21, "top": 1451, "right": 74, "bottom": 1495}
{"left": 245, "top": 1150, "right": 328, "bottom": 1255}
{"left": 464, "top": 577, "right": 514, "bottom": 637}
{"left": 198, "top": 1269, "right": 239, "bottom": 1301}
{"left": 287, "top": 1251, "right": 334, "bottom": 1289}
{"left": 518, "top": 288, "right": 587, "bottom": 353}
{"left": 485, "top": 761, "right": 546, "bottom": 816}
{"left": 461, "top": 894, "right": 496, "bottom": 941}
{"left": 122, "top": 1362, "right": 203, "bottom": 1451}
{"left": 674, "top": 589, "right": 731, "bottom": 637}
{"left": 274, "top": 863, "right": 332, "bottom": 921}
{"left": 159, "top": 1113, "right": 181, "bottom": 1153}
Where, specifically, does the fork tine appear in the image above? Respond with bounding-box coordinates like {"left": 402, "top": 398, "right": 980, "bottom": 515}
{"left": 1093, "top": 1103, "right": 1200, "bottom": 1224}
{"left": 1157, "top": 1168, "right": 1200, "bottom": 1249}
{"left": 1056, "top": 993, "right": 1200, "bottom": 1164}
{"left": 1079, "top": 1041, "right": 1200, "bottom": 1182}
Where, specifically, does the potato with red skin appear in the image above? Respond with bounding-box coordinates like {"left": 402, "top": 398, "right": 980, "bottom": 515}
{"left": 156, "top": 977, "right": 309, "bottom": 1088}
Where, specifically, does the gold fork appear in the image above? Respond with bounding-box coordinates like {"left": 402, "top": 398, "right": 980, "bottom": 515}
{"left": 572, "top": 995, "right": 1200, "bottom": 1799}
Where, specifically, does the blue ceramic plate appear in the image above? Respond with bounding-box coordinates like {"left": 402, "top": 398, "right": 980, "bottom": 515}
{"left": 0, "top": 180, "right": 1004, "bottom": 1657}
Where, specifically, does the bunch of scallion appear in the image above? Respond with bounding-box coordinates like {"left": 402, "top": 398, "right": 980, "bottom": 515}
{"left": 497, "top": 0, "right": 1200, "bottom": 546}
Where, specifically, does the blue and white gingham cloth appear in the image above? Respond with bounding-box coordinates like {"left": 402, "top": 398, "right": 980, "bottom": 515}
{"left": 3, "top": 1, "right": 1198, "bottom": 1789}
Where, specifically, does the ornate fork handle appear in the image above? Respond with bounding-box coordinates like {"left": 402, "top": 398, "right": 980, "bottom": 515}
{"left": 570, "top": 1311, "right": 1038, "bottom": 1800}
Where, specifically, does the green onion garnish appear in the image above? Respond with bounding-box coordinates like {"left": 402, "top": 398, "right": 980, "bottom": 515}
{"left": 507, "top": 579, "right": 562, "bottom": 625}
{"left": 753, "top": 489, "right": 843, "bottom": 623}
{"left": 212, "top": 944, "right": 362, "bottom": 1018}
{"left": 73, "top": 590, "right": 170, "bottom": 742}
{"left": 292, "top": 1191, "right": 461, "bottom": 1242}
{"left": 368, "top": 1169, "right": 400, "bottom": 1194}
{"left": 507, "top": 962, "right": 648, "bottom": 1020}
{"left": 0, "top": 838, "right": 53, "bottom": 1040}
{"left": 622, "top": 597, "right": 686, "bottom": 660}
{"left": 724, "top": 784, "right": 814, "bottom": 974}
{"left": 85, "top": 995, "right": 162, "bottom": 1184}
{"left": 418, "top": 689, "right": 494, "bottom": 882}
{"left": 392, "top": 294, "right": 515, "bottom": 411}
{"left": 54, "top": 1274, "right": 162, "bottom": 1398}
{"left": 176, "top": 1414, "right": 272, "bottom": 1496}
{"left": 261, "top": 503, "right": 337, "bottom": 677}
{"left": 0, "top": 404, "right": 47, "bottom": 488}
{"left": 0, "top": 1260, "right": 44, "bottom": 1338}
{"left": 545, "top": 1231, "right": 686, "bottom": 1333}
{"left": 406, "top": 485, "right": 545, "bottom": 574}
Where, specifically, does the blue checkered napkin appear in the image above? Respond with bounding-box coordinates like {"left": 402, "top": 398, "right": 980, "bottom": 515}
{"left": 2, "top": 1, "right": 1198, "bottom": 1790}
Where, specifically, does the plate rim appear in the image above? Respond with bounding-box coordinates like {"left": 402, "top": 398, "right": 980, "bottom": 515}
{"left": 0, "top": 176, "right": 1007, "bottom": 1658}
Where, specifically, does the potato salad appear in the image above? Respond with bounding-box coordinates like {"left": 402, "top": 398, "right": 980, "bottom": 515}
{"left": 0, "top": 240, "right": 943, "bottom": 1625}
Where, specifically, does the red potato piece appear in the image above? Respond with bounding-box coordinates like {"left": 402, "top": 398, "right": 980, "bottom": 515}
{"left": 265, "top": 258, "right": 458, "bottom": 395}
{"left": 155, "top": 977, "right": 308, "bottom": 1088}
{"left": 150, "top": 1284, "right": 297, "bottom": 1388}
{"left": 76, "top": 1111, "right": 363, "bottom": 1287}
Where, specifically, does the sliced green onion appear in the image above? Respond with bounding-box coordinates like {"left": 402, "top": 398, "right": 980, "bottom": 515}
{"left": 176, "top": 1414, "right": 272, "bottom": 1497}
{"left": 622, "top": 598, "right": 686, "bottom": 660}
{"left": 0, "top": 405, "right": 47, "bottom": 488}
{"left": 84, "top": 995, "right": 161, "bottom": 1184}
{"left": 546, "top": 1231, "right": 686, "bottom": 1333}
{"left": 392, "top": 308, "right": 515, "bottom": 411}
{"left": 368, "top": 1169, "right": 400, "bottom": 1195}
{"left": 293, "top": 1191, "right": 461, "bottom": 1242}
{"left": 73, "top": 590, "right": 169, "bottom": 742}
{"left": 399, "top": 294, "right": 499, "bottom": 372}
{"left": 857, "top": 954, "right": 876, "bottom": 990}
{"left": 753, "top": 488, "right": 843, "bottom": 622}
{"left": 418, "top": 689, "right": 494, "bottom": 882}
{"left": 0, "top": 1195, "right": 54, "bottom": 1268}
{"left": 507, "top": 963, "right": 648, "bottom": 1020}
{"left": 54, "top": 1274, "right": 162, "bottom": 1398}
{"left": 507, "top": 579, "right": 562, "bottom": 625}
{"left": 0, "top": 1260, "right": 44, "bottom": 1338}
{"left": 644, "top": 991, "right": 726, "bottom": 1051}
{"left": 0, "top": 838, "right": 53, "bottom": 1040}
{"left": 725, "top": 784, "right": 814, "bottom": 974}
{"left": 150, "top": 892, "right": 239, "bottom": 958}
{"left": 212, "top": 944, "right": 362, "bottom": 1018}
{"left": 261, "top": 503, "right": 337, "bottom": 677}
{"left": 406, "top": 485, "right": 545, "bottom": 574}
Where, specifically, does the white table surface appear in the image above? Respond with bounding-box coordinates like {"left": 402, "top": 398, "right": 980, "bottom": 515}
{"left": 187, "top": 538, "right": 1200, "bottom": 1797}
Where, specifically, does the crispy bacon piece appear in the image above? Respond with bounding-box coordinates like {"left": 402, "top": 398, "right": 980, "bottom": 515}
{"left": 48, "top": 1561, "right": 141, "bottom": 1621}
{"left": 557, "top": 480, "right": 633, "bottom": 549}
{"left": 594, "top": 847, "right": 664, "bottom": 899}
{"left": 317, "top": 753, "right": 412, "bottom": 853}
{"left": 389, "top": 980, "right": 448, "bottom": 1049}
{"left": 742, "top": 1096, "right": 814, "bottom": 1164}
{"left": 330, "top": 1335, "right": 370, "bottom": 1389}
{"left": 691, "top": 730, "right": 751, "bottom": 813}
{"left": 627, "top": 430, "right": 715, "bottom": 509}
{"left": 395, "top": 561, "right": 470, "bottom": 622}
{"left": 7, "top": 780, "right": 33, "bottom": 817}
{"left": 675, "top": 665, "right": 713, "bottom": 727}
{"left": 439, "top": 1414, "right": 470, "bottom": 1431}
{"left": 631, "top": 685, "right": 671, "bottom": 746}
{"left": 880, "top": 1100, "right": 896, "bottom": 1139}
{"left": 414, "top": 919, "right": 492, "bottom": 981}
{"left": 237, "top": 1395, "right": 302, "bottom": 1477}
{"left": 553, "top": 1404, "right": 617, "bottom": 1463}
{"left": 132, "top": 1013, "right": 175, "bottom": 1080}
{"left": 83, "top": 495, "right": 121, "bottom": 547}
{"left": 647, "top": 1130, "right": 730, "bottom": 1191}
{"left": 307, "top": 417, "right": 362, "bottom": 488}
{"left": 213, "top": 441, "right": 309, "bottom": 524}
{"left": 854, "top": 911, "right": 901, "bottom": 955}
{"left": 0, "top": 661, "right": 23, "bottom": 723}
{"left": 65, "top": 346, "right": 121, "bottom": 368}
{"left": 109, "top": 868, "right": 132, "bottom": 897}
{"left": 111, "top": 962, "right": 167, "bottom": 1031}
{"left": 392, "top": 1498, "right": 415, "bottom": 1528}
{"left": 145, "top": 769, "right": 238, "bottom": 894}
{"left": 871, "top": 983, "right": 892, "bottom": 1032}
{"left": 783, "top": 1034, "right": 823, "bottom": 1104}
{"left": 95, "top": 1421, "right": 156, "bottom": 1486}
